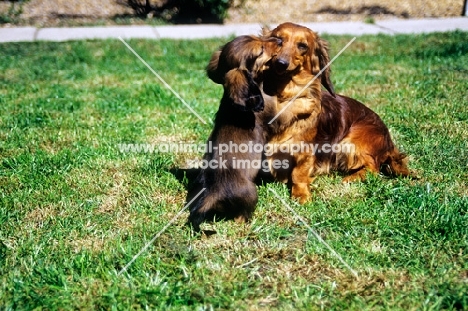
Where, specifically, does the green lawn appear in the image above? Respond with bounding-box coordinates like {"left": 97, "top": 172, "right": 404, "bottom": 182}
{"left": 1, "top": 31, "right": 467, "bottom": 310}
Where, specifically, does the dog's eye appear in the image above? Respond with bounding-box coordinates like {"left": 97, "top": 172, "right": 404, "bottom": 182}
{"left": 275, "top": 37, "right": 283, "bottom": 47}
{"left": 298, "top": 42, "right": 308, "bottom": 51}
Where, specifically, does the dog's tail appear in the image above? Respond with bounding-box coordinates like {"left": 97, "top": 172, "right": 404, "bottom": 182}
{"left": 186, "top": 181, "right": 258, "bottom": 232}
{"left": 381, "top": 148, "right": 416, "bottom": 178}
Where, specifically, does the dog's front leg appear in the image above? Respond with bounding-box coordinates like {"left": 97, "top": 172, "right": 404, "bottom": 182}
{"left": 290, "top": 154, "right": 315, "bottom": 204}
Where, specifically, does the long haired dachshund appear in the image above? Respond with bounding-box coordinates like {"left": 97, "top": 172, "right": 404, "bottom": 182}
{"left": 262, "top": 22, "right": 412, "bottom": 203}
{"left": 186, "top": 35, "right": 279, "bottom": 231}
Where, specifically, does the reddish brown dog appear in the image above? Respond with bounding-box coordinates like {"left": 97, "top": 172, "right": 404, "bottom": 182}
{"left": 262, "top": 22, "right": 412, "bottom": 203}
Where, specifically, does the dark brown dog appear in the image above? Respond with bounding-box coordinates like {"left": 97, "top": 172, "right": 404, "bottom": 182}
{"left": 262, "top": 22, "right": 412, "bottom": 203}
{"left": 187, "top": 35, "right": 279, "bottom": 231}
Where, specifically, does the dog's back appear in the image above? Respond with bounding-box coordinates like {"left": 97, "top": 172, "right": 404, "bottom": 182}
{"left": 187, "top": 110, "right": 262, "bottom": 230}
{"left": 315, "top": 92, "right": 411, "bottom": 180}
{"left": 187, "top": 90, "right": 277, "bottom": 231}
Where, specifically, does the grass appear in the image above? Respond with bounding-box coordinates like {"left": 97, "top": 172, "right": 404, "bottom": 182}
{"left": 0, "top": 31, "right": 467, "bottom": 310}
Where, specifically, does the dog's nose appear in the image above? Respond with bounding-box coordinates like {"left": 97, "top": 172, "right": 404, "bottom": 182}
{"left": 275, "top": 58, "right": 289, "bottom": 73}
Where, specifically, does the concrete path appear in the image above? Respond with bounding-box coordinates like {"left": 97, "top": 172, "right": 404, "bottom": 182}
{"left": 0, "top": 17, "right": 467, "bottom": 43}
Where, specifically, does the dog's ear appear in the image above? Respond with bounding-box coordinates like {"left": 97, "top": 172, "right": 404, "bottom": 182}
{"left": 206, "top": 50, "right": 224, "bottom": 84}
{"left": 260, "top": 25, "right": 272, "bottom": 37}
{"left": 224, "top": 69, "right": 264, "bottom": 112}
{"left": 317, "top": 38, "right": 336, "bottom": 97}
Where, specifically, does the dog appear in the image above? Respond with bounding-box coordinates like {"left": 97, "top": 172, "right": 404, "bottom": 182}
{"left": 262, "top": 22, "right": 412, "bottom": 203}
{"left": 186, "top": 35, "right": 280, "bottom": 231}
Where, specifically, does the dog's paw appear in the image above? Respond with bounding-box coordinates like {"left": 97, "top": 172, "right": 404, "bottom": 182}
{"left": 234, "top": 215, "right": 248, "bottom": 223}
{"left": 291, "top": 183, "right": 311, "bottom": 204}
{"left": 342, "top": 169, "right": 367, "bottom": 183}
